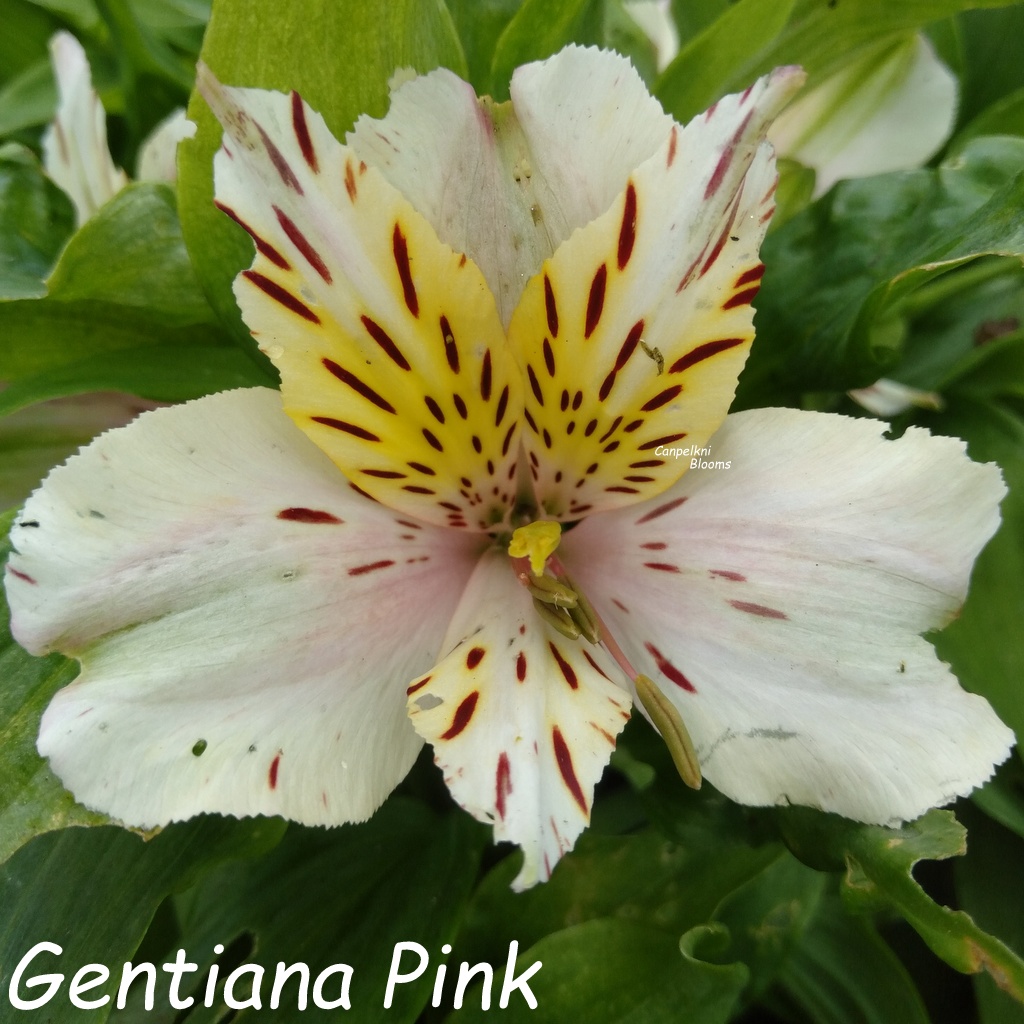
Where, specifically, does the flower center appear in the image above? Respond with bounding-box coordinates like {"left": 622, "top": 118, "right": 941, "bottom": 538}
{"left": 507, "top": 520, "right": 702, "bottom": 789}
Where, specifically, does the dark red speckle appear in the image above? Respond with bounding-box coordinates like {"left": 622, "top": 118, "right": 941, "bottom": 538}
{"left": 277, "top": 507, "right": 342, "bottom": 524}
{"left": 730, "top": 600, "right": 787, "bottom": 620}
{"left": 269, "top": 752, "right": 282, "bottom": 789}
{"left": 441, "top": 691, "right": 480, "bottom": 740}
{"left": 644, "top": 642, "right": 696, "bottom": 693}
{"left": 496, "top": 752, "right": 512, "bottom": 819}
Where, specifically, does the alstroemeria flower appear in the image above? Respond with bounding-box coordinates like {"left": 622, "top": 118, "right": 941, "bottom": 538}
{"left": 6, "top": 47, "right": 1013, "bottom": 890}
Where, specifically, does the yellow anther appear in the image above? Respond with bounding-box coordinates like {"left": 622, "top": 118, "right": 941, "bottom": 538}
{"left": 508, "top": 520, "right": 562, "bottom": 575}
{"left": 634, "top": 674, "right": 702, "bottom": 790}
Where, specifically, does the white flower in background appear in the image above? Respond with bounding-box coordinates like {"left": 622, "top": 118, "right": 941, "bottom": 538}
{"left": 6, "top": 47, "right": 1011, "bottom": 890}
{"left": 42, "top": 31, "right": 195, "bottom": 226}
{"left": 849, "top": 378, "right": 944, "bottom": 418}
{"left": 42, "top": 31, "right": 129, "bottom": 225}
{"left": 770, "top": 34, "right": 958, "bottom": 197}
{"left": 624, "top": 0, "right": 679, "bottom": 72}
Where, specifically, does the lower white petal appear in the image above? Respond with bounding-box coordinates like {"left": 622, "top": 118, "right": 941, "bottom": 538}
{"left": 562, "top": 407, "right": 1013, "bottom": 824}
{"left": 6, "top": 388, "right": 480, "bottom": 828}
{"left": 405, "top": 549, "right": 631, "bottom": 889}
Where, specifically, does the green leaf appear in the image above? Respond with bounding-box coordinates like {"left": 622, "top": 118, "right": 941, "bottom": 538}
{"left": 0, "top": 182, "right": 273, "bottom": 411}
{"left": 0, "top": 507, "right": 108, "bottom": 865}
{"left": 172, "top": 800, "right": 484, "bottom": 1022}
{"left": 0, "top": 816, "right": 284, "bottom": 1021}
{"left": 950, "top": 85, "right": 1024, "bottom": 156}
{"left": 956, "top": 5, "right": 1024, "bottom": 130}
{"left": 709, "top": 851, "right": 826, "bottom": 1003}
{"left": 778, "top": 890, "right": 931, "bottom": 1024}
{"left": 488, "top": 0, "right": 601, "bottom": 99}
{"left": 0, "top": 0, "right": 62, "bottom": 87}
{"left": 737, "top": 137, "right": 1024, "bottom": 404}
{"left": 973, "top": 760, "right": 1024, "bottom": 844}
{"left": 929, "top": 388, "right": 1024, "bottom": 746}
{"left": 446, "top": 0, "right": 522, "bottom": 94}
{"left": 0, "top": 143, "right": 74, "bottom": 300}
{"left": 655, "top": 0, "right": 796, "bottom": 123}
{"left": 779, "top": 806, "right": 1024, "bottom": 1001}
{"left": 0, "top": 59, "right": 57, "bottom": 136}
{"left": 955, "top": 804, "right": 1024, "bottom": 1023}
{"left": 446, "top": 919, "right": 748, "bottom": 1024}
{"left": 459, "top": 823, "right": 779, "bottom": 969}
{"left": 178, "top": 0, "right": 466, "bottom": 336}
{"left": 752, "top": 0, "right": 1021, "bottom": 86}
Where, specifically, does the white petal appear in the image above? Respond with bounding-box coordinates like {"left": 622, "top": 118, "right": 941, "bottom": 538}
{"left": 405, "top": 550, "right": 631, "bottom": 889}
{"left": 348, "top": 46, "right": 677, "bottom": 325}
{"left": 562, "top": 407, "right": 1013, "bottom": 824}
{"left": 5, "top": 388, "right": 480, "bottom": 828}
{"left": 41, "top": 31, "right": 128, "bottom": 225}
{"left": 136, "top": 108, "right": 196, "bottom": 183}
{"left": 769, "top": 35, "right": 957, "bottom": 196}
{"left": 508, "top": 67, "right": 804, "bottom": 519}
{"left": 201, "top": 71, "right": 522, "bottom": 531}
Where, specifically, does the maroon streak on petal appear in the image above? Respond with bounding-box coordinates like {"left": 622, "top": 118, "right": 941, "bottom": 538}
{"left": 617, "top": 182, "right": 638, "bottom": 270}
{"left": 290, "top": 91, "right": 318, "bottom": 172}
{"left": 730, "top": 600, "right": 787, "bottom": 619}
{"left": 406, "top": 675, "right": 432, "bottom": 695}
{"left": 466, "top": 646, "right": 486, "bottom": 669}
{"left": 516, "top": 651, "right": 527, "bottom": 682}
{"left": 496, "top": 752, "right": 512, "bottom": 819}
{"left": 644, "top": 562, "right": 681, "bottom": 573}
{"left": 392, "top": 223, "right": 419, "bottom": 317}
{"left": 615, "top": 320, "right": 645, "bottom": 371}
{"left": 710, "top": 569, "right": 746, "bottom": 582}
{"left": 638, "top": 432, "right": 686, "bottom": 451}
{"left": 322, "top": 359, "right": 395, "bottom": 412}
{"left": 544, "top": 275, "right": 559, "bottom": 337}
{"left": 243, "top": 271, "right": 319, "bottom": 323}
{"left": 552, "top": 727, "right": 588, "bottom": 814}
{"left": 667, "top": 125, "right": 678, "bottom": 167}
{"left": 480, "top": 349, "right": 493, "bottom": 401}
{"left": 214, "top": 202, "right": 289, "bottom": 268}
{"left": 548, "top": 642, "right": 578, "bottom": 690}
{"left": 274, "top": 206, "right": 332, "bottom": 282}
{"left": 269, "top": 752, "right": 282, "bottom": 789}
{"left": 723, "top": 286, "right": 761, "bottom": 310}
{"left": 543, "top": 337, "right": 556, "bottom": 377}
{"left": 636, "top": 496, "right": 687, "bottom": 524}
{"left": 311, "top": 416, "right": 380, "bottom": 441}
{"left": 585, "top": 264, "right": 607, "bottom": 339}
{"left": 441, "top": 691, "right": 480, "bottom": 740}
{"left": 527, "top": 364, "right": 545, "bottom": 405}
{"left": 669, "top": 338, "right": 744, "bottom": 374}
{"left": 277, "top": 507, "right": 342, "bottom": 524}
{"left": 347, "top": 559, "right": 396, "bottom": 576}
{"left": 344, "top": 159, "right": 357, "bottom": 201}
{"left": 641, "top": 384, "right": 683, "bottom": 412}
{"left": 582, "top": 649, "right": 610, "bottom": 680}
{"left": 736, "top": 263, "right": 766, "bottom": 287}
{"left": 361, "top": 315, "right": 411, "bottom": 370}
{"left": 7, "top": 567, "right": 36, "bottom": 584}
{"left": 644, "top": 642, "right": 696, "bottom": 693}
{"left": 255, "top": 122, "right": 303, "bottom": 193}
{"left": 440, "top": 315, "right": 460, "bottom": 373}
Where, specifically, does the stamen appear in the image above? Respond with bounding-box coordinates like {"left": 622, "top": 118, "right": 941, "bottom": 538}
{"left": 634, "top": 674, "right": 702, "bottom": 790}
{"left": 532, "top": 598, "right": 582, "bottom": 640}
{"left": 546, "top": 553, "right": 702, "bottom": 790}
{"left": 527, "top": 574, "right": 578, "bottom": 608}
